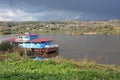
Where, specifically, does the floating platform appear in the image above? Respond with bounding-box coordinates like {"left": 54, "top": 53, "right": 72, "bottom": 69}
{"left": 31, "top": 47, "right": 59, "bottom": 57}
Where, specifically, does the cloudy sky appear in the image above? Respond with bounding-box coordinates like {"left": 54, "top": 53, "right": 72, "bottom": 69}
{"left": 0, "top": 0, "right": 120, "bottom": 21}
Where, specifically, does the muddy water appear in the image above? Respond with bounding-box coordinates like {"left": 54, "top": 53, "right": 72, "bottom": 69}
{"left": 0, "top": 34, "right": 120, "bottom": 65}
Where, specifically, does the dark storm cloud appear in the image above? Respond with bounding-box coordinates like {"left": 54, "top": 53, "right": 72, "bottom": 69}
{"left": 0, "top": 0, "right": 120, "bottom": 20}
{"left": 15, "top": 0, "right": 120, "bottom": 13}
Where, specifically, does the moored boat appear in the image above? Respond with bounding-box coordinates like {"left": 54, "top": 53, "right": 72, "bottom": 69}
{"left": 5, "top": 32, "right": 59, "bottom": 57}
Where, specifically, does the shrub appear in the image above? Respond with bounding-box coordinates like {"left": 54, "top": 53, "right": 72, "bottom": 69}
{"left": 0, "top": 42, "right": 14, "bottom": 51}
{"left": 26, "top": 50, "right": 34, "bottom": 56}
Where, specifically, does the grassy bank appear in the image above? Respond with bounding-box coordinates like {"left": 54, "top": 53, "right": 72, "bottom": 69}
{"left": 0, "top": 53, "right": 120, "bottom": 80}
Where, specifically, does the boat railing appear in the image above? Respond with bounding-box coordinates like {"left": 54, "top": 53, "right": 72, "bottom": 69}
{"left": 45, "top": 44, "right": 59, "bottom": 48}
{"left": 15, "top": 39, "right": 29, "bottom": 42}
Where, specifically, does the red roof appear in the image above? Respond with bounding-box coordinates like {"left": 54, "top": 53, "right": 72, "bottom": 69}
{"left": 5, "top": 38, "right": 53, "bottom": 43}
{"left": 18, "top": 34, "right": 37, "bottom": 36}
{"left": 5, "top": 38, "right": 16, "bottom": 42}
{"left": 29, "top": 38, "right": 53, "bottom": 42}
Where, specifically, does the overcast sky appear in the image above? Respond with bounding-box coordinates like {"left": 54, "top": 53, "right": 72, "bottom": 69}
{"left": 0, "top": 0, "right": 120, "bottom": 21}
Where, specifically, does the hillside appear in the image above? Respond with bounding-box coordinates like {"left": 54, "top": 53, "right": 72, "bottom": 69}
{"left": 0, "top": 20, "right": 120, "bottom": 35}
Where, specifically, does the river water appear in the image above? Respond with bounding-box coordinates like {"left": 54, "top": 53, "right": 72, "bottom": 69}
{"left": 0, "top": 34, "right": 120, "bottom": 65}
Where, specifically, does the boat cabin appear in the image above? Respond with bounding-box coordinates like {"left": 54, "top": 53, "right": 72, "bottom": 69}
{"left": 15, "top": 32, "right": 52, "bottom": 49}
{"left": 6, "top": 32, "right": 58, "bottom": 49}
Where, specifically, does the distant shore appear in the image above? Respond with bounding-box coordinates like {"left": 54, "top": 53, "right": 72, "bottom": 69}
{"left": 0, "top": 20, "right": 120, "bottom": 35}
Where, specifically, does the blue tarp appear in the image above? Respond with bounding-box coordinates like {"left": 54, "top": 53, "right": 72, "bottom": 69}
{"left": 33, "top": 57, "right": 44, "bottom": 60}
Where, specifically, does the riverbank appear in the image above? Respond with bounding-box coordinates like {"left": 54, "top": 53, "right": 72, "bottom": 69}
{"left": 0, "top": 53, "right": 120, "bottom": 80}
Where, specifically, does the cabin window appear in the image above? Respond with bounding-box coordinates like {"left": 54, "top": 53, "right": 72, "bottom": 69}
{"left": 19, "top": 43, "right": 23, "bottom": 44}
{"left": 41, "top": 42, "right": 44, "bottom": 44}
{"left": 25, "top": 36, "right": 28, "bottom": 38}
{"left": 19, "top": 36, "right": 22, "bottom": 39}
{"left": 46, "top": 42, "right": 50, "bottom": 45}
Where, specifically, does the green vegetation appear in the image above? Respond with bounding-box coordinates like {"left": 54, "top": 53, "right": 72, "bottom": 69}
{"left": 0, "top": 52, "right": 120, "bottom": 80}
{"left": 0, "top": 42, "right": 32, "bottom": 58}
{"left": 0, "top": 42, "right": 14, "bottom": 51}
{"left": 0, "top": 42, "right": 120, "bottom": 80}
{"left": 0, "top": 20, "right": 120, "bottom": 35}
